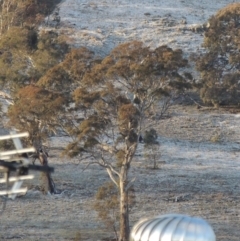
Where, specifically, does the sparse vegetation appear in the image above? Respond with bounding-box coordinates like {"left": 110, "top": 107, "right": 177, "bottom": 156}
{"left": 0, "top": 139, "right": 14, "bottom": 151}
{"left": 210, "top": 132, "right": 222, "bottom": 143}
{"left": 143, "top": 128, "right": 160, "bottom": 169}
{"left": 94, "top": 182, "right": 120, "bottom": 240}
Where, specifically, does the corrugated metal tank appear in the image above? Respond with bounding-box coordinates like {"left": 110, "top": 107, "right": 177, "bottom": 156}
{"left": 130, "top": 214, "right": 216, "bottom": 241}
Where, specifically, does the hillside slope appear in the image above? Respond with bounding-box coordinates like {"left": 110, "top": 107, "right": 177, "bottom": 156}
{"left": 55, "top": 0, "right": 234, "bottom": 57}
{"left": 1, "top": 1, "right": 240, "bottom": 241}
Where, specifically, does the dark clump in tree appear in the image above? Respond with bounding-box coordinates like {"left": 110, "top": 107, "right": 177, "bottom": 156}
{"left": 196, "top": 3, "right": 240, "bottom": 107}
{"left": 144, "top": 128, "right": 158, "bottom": 145}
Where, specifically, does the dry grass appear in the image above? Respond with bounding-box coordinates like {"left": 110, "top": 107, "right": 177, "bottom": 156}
{"left": 1, "top": 105, "right": 240, "bottom": 240}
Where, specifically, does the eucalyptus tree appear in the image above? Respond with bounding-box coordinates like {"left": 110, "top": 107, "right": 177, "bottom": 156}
{"left": 64, "top": 41, "right": 192, "bottom": 241}
{"left": 0, "top": 0, "right": 59, "bottom": 35}
{"left": 7, "top": 47, "right": 97, "bottom": 148}
{"left": 196, "top": 3, "right": 240, "bottom": 107}
{"left": 7, "top": 40, "right": 191, "bottom": 237}
{"left": 143, "top": 128, "right": 159, "bottom": 169}
{"left": 0, "top": 0, "right": 66, "bottom": 91}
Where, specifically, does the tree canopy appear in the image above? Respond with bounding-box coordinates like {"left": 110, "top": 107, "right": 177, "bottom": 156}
{"left": 0, "top": 0, "right": 68, "bottom": 91}
{"left": 8, "top": 85, "right": 65, "bottom": 146}
{"left": 67, "top": 41, "right": 192, "bottom": 159}
{"left": 196, "top": 3, "right": 240, "bottom": 107}
{"left": 0, "top": 0, "right": 60, "bottom": 35}
{"left": 7, "top": 47, "right": 98, "bottom": 146}
{"left": 63, "top": 41, "right": 191, "bottom": 241}
{"left": 0, "top": 28, "right": 68, "bottom": 89}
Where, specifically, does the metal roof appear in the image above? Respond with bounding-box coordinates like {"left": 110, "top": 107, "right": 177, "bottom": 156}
{"left": 130, "top": 213, "right": 216, "bottom": 241}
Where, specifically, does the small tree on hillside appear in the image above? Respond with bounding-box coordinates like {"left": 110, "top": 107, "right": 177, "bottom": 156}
{"left": 7, "top": 47, "right": 96, "bottom": 147}
{"left": 7, "top": 86, "right": 63, "bottom": 194}
{"left": 64, "top": 41, "right": 192, "bottom": 241}
{"left": 94, "top": 182, "right": 119, "bottom": 239}
{"left": 143, "top": 128, "right": 159, "bottom": 169}
{"left": 94, "top": 182, "right": 135, "bottom": 241}
{"left": 196, "top": 3, "right": 240, "bottom": 107}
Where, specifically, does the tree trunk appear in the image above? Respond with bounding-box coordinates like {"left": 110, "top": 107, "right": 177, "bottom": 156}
{"left": 119, "top": 164, "right": 130, "bottom": 241}
{"left": 38, "top": 151, "right": 56, "bottom": 194}
{"left": 40, "top": 171, "right": 56, "bottom": 194}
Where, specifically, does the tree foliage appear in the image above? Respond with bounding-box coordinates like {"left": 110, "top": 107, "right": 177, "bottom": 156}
{"left": 66, "top": 41, "right": 191, "bottom": 159}
{"left": 2, "top": 28, "right": 69, "bottom": 148}
{"left": 0, "top": 2, "right": 69, "bottom": 145}
{"left": 7, "top": 46, "right": 97, "bottom": 148}
{"left": 64, "top": 41, "right": 191, "bottom": 241}
{"left": 32, "top": 30, "right": 69, "bottom": 79}
{"left": 94, "top": 182, "right": 120, "bottom": 239}
{"left": 37, "top": 47, "right": 96, "bottom": 93}
{"left": 94, "top": 182, "right": 135, "bottom": 240}
{"left": 196, "top": 3, "right": 240, "bottom": 107}
{"left": 0, "top": 0, "right": 60, "bottom": 35}
{"left": 144, "top": 128, "right": 158, "bottom": 145}
{"left": 0, "top": 28, "right": 69, "bottom": 90}
{"left": 8, "top": 85, "right": 65, "bottom": 146}
{"left": 0, "top": 0, "right": 66, "bottom": 90}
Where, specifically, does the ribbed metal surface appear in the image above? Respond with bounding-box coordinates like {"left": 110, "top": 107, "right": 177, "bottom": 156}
{"left": 130, "top": 214, "right": 216, "bottom": 241}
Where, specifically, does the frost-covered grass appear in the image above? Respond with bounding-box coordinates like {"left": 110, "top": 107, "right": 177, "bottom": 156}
{"left": 55, "top": 0, "right": 234, "bottom": 57}
{"left": 1, "top": 1, "right": 240, "bottom": 240}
